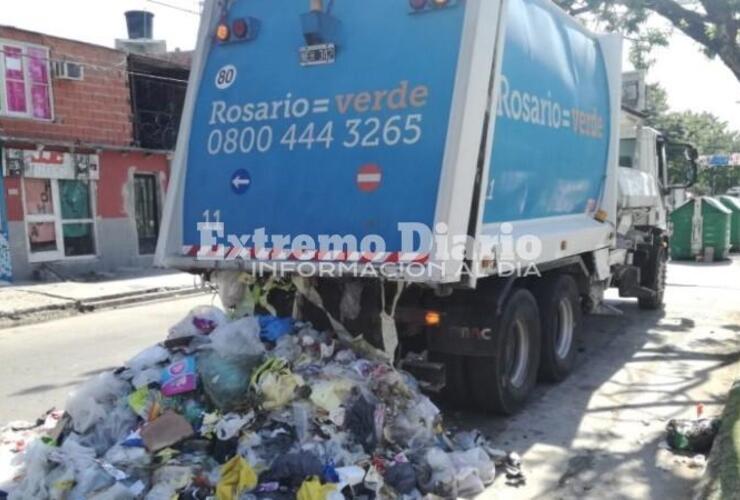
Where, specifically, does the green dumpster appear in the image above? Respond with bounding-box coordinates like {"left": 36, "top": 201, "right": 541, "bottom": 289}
{"left": 670, "top": 197, "right": 732, "bottom": 261}
{"left": 670, "top": 199, "right": 694, "bottom": 260}
{"left": 718, "top": 195, "right": 740, "bottom": 251}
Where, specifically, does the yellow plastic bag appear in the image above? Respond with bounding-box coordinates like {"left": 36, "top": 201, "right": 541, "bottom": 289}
{"left": 259, "top": 371, "right": 305, "bottom": 410}
{"left": 296, "top": 476, "right": 337, "bottom": 500}
{"left": 251, "top": 358, "right": 304, "bottom": 410}
{"left": 216, "top": 456, "right": 258, "bottom": 500}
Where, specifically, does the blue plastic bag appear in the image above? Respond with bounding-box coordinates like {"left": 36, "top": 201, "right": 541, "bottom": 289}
{"left": 258, "top": 316, "right": 295, "bottom": 343}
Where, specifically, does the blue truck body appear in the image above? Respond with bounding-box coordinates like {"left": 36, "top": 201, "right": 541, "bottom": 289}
{"left": 158, "top": 0, "right": 621, "bottom": 283}
{"left": 485, "top": 0, "right": 611, "bottom": 223}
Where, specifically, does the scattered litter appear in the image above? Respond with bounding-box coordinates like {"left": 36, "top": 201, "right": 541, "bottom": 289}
{"left": 665, "top": 418, "right": 721, "bottom": 454}
{"left": 141, "top": 411, "right": 194, "bottom": 452}
{"left": 161, "top": 357, "right": 198, "bottom": 397}
{"left": 688, "top": 454, "right": 707, "bottom": 469}
{"left": 0, "top": 305, "right": 506, "bottom": 498}
{"left": 504, "top": 451, "right": 526, "bottom": 487}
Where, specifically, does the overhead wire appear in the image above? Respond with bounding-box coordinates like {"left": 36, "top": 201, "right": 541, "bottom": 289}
{"left": 145, "top": 0, "right": 201, "bottom": 16}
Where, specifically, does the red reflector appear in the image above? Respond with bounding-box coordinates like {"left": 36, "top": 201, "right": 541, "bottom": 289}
{"left": 233, "top": 18, "right": 248, "bottom": 39}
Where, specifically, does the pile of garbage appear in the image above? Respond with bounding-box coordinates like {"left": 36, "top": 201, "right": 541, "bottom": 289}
{"left": 0, "top": 305, "right": 505, "bottom": 499}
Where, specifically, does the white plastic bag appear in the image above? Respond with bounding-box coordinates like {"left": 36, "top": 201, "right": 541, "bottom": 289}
{"left": 65, "top": 372, "right": 131, "bottom": 433}
{"left": 88, "top": 482, "right": 136, "bottom": 500}
{"left": 7, "top": 441, "right": 54, "bottom": 500}
{"left": 79, "top": 403, "right": 139, "bottom": 455}
{"left": 126, "top": 345, "right": 169, "bottom": 372}
{"left": 213, "top": 270, "right": 248, "bottom": 310}
{"left": 132, "top": 367, "right": 162, "bottom": 389}
{"left": 454, "top": 467, "right": 485, "bottom": 497}
{"left": 145, "top": 465, "right": 193, "bottom": 500}
{"left": 209, "top": 317, "right": 265, "bottom": 358}
{"left": 449, "top": 447, "right": 495, "bottom": 485}
{"left": 168, "top": 305, "right": 228, "bottom": 339}
{"left": 104, "top": 444, "right": 151, "bottom": 469}
{"left": 426, "top": 448, "right": 455, "bottom": 485}
{"left": 56, "top": 436, "right": 113, "bottom": 500}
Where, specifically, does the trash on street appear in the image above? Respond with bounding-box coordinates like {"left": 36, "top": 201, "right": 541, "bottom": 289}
{"left": 0, "top": 305, "right": 500, "bottom": 499}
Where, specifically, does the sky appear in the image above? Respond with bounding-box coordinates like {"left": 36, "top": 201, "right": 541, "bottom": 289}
{"left": 1, "top": 0, "right": 739, "bottom": 130}
{"left": 622, "top": 17, "right": 740, "bottom": 131}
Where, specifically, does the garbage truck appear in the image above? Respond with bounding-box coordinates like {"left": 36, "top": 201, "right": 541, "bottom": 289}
{"left": 156, "top": 0, "right": 697, "bottom": 414}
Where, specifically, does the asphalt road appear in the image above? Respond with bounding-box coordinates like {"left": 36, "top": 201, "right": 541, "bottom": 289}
{"left": 0, "top": 258, "right": 738, "bottom": 499}
{"left": 474, "top": 257, "right": 740, "bottom": 499}
{"left": 0, "top": 294, "right": 221, "bottom": 423}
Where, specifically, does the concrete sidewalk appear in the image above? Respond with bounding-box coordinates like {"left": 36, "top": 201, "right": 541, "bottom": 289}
{"left": 0, "top": 269, "right": 206, "bottom": 328}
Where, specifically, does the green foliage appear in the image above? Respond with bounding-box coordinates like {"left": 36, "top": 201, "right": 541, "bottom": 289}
{"left": 628, "top": 28, "right": 670, "bottom": 70}
{"left": 554, "top": 1, "right": 740, "bottom": 193}
{"left": 656, "top": 106, "right": 740, "bottom": 194}
{"left": 644, "top": 83, "right": 670, "bottom": 122}
{"left": 553, "top": 0, "right": 740, "bottom": 80}
{"left": 651, "top": 111, "right": 740, "bottom": 155}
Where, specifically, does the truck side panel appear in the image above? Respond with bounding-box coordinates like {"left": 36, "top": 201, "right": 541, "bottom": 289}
{"left": 483, "top": 0, "right": 612, "bottom": 223}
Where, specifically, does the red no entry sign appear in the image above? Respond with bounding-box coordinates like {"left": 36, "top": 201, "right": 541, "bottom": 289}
{"left": 356, "top": 163, "right": 382, "bottom": 192}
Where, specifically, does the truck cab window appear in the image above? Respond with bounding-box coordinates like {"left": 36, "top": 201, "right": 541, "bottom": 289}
{"left": 619, "top": 138, "right": 636, "bottom": 168}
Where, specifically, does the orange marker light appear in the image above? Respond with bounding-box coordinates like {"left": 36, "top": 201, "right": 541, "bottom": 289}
{"left": 216, "top": 23, "right": 230, "bottom": 42}
{"left": 425, "top": 311, "right": 441, "bottom": 327}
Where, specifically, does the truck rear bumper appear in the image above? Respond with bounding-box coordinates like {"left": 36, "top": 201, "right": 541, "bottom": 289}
{"left": 396, "top": 305, "right": 498, "bottom": 357}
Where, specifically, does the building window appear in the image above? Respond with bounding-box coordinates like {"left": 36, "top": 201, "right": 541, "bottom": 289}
{"left": 23, "top": 178, "right": 96, "bottom": 261}
{"left": 0, "top": 41, "right": 53, "bottom": 120}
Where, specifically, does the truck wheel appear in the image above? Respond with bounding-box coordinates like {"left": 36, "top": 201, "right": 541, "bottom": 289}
{"left": 468, "top": 289, "right": 541, "bottom": 415}
{"left": 534, "top": 274, "right": 582, "bottom": 382}
{"left": 430, "top": 352, "right": 472, "bottom": 410}
{"left": 638, "top": 245, "right": 667, "bottom": 310}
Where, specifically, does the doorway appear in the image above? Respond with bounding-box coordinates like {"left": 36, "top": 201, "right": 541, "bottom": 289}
{"left": 134, "top": 174, "right": 160, "bottom": 255}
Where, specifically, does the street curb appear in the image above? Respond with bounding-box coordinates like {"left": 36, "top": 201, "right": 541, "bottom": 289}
{"left": 0, "top": 286, "right": 210, "bottom": 330}
{"left": 696, "top": 380, "right": 740, "bottom": 500}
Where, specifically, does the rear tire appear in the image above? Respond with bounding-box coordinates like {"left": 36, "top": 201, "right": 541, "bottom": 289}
{"left": 638, "top": 245, "right": 667, "bottom": 310}
{"left": 534, "top": 274, "right": 582, "bottom": 382}
{"left": 468, "top": 288, "right": 541, "bottom": 415}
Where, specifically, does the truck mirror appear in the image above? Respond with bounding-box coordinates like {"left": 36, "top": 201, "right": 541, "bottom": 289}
{"left": 665, "top": 142, "right": 698, "bottom": 190}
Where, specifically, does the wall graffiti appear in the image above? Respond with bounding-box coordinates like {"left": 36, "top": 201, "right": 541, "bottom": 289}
{"left": 0, "top": 174, "right": 12, "bottom": 283}
{"left": 0, "top": 233, "right": 11, "bottom": 284}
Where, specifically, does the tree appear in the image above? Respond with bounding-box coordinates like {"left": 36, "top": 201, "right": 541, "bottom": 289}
{"left": 553, "top": 0, "right": 740, "bottom": 81}
{"left": 644, "top": 82, "right": 670, "bottom": 124}
{"left": 652, "top": 106, "right": 740, "bottom": 193}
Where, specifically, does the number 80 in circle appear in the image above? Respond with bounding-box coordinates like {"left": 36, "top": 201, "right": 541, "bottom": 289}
{"left": 215, "top": 64, "right": 237, "bottom": 90}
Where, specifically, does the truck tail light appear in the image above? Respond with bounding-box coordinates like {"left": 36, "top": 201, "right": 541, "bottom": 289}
{"left": 432, "top": 0, "right": 449, "bottom": 6}
{"left": 218, "top": 17, "right": 260, "bottom": 43}
{"left": 409, "top": 0, "right": 427, "bottom": 10}
{"left": 215, "top": 23, "right": 230, "bottom": 42}
{"left": 425, "top": 311, "right": 441, "bottom": 327}
{"left": 232, "top": 19, "right": 249, "bottom": 39}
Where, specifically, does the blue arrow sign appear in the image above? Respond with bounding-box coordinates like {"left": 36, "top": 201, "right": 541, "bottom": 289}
{"left": 230, "top": 169, "right": 252, "bottom": 194}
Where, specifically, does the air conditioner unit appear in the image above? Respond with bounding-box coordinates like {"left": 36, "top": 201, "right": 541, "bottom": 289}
{"left": 52, "top": 61, "right": 84, "bottom": 81}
